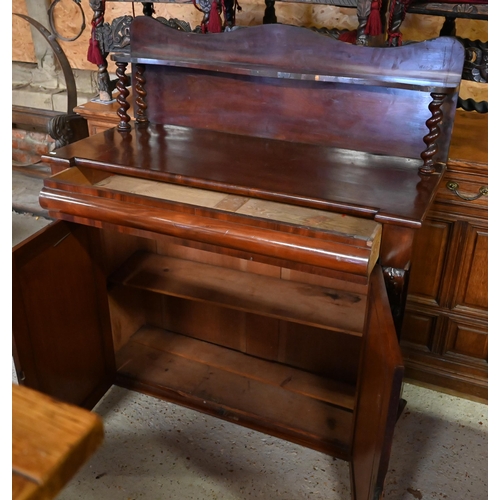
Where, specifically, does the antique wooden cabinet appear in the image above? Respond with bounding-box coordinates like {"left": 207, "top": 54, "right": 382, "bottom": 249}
{"left": 75, "top": 94, "right": 489, "bottom": 404}
{"left": 13, "top": 19, "right": 465, "bottom": 500}
{"left": 401, "top": 109, "right": 488, "bottom": 401}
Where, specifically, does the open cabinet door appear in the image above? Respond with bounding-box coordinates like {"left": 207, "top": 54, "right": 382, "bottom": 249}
{"left": 12, "top": 220, "right": 115, "bottom": 409}
{"left": 350, "top": 265, "right": 405, "bottom": 500}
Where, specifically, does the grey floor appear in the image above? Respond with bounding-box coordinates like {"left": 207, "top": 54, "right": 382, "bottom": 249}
{"left": 13, "top": 166, "right": 488, "bottom": 500}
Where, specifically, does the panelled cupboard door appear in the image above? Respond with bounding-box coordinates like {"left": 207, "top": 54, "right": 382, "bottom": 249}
{"left": 451, "top": 222, "right": 488, "bottom": 313}
{"left": 401, "top": 212, "right": 487, "bottom": 400}
{"left": 405, "top": 217, "right": 452, "bottom": 307}
{"left": 12, "top": 220, "right": 115, "bottom": 409}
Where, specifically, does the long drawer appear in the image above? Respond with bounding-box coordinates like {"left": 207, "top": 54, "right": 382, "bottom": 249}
{"left": 39, "top": 166, "right": 382, "bottom": 279}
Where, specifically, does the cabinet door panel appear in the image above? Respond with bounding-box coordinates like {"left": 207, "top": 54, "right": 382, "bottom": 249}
{"left": 13, "top": 221, "right": 115, "bottom": 408}
{"left": 401, "top": 309, "right": 439, "bottom": 352}
{"left": 443, "top": 318, "right": 488, "bottom": 365}
{"left": 452, "top": 225, "right": 488, "bottom": 312}
{"left": 407, "top": 219, "right": 451, "bottom": 305}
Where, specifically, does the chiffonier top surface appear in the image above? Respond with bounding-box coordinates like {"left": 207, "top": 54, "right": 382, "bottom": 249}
{"left": 48, "top": 125, "right": 445, "bottom": 228}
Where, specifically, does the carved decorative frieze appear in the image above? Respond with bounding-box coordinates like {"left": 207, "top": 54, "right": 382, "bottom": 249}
{"left": 458, "top": 37, "right": 488, "bottom": 84}
{"left": 96, "top": 15, "right": 133, "bottom": 54}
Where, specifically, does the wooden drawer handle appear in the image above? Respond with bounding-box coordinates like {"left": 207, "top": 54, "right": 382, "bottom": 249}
{"left": 446, "top": 181, "right": 488, "bottom": 201}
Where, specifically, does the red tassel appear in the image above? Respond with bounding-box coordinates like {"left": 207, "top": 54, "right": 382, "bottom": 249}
{"left": 339, "top": 30, "right": 357, "bottom": 44}
{"left": 87, "top": 25, "right": 104, "bottom": 66}
{"left": 365, "top": 0, "right": 382, "bottom": 36}
{"left": 207, "top": 0, "right": 222, "bottom": 33}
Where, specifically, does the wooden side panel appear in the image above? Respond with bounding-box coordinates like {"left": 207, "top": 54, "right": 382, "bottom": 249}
{"left": 350, "top": 266, "right": 404, "bottom": 499}
{"left": 12, "top": 221, "right": 115, "bottom": 408}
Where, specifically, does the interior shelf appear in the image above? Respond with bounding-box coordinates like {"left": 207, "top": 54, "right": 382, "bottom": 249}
{"left": 109, "top": 251, "right": 368, "bottom": 336}
{"left": 115, "top": 325, "right": 355, "bottom": 457}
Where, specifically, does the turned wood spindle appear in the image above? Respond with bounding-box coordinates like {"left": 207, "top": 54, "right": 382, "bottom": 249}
{"left": 420, "top": 92, "right": 446, "bottom": 175}
{"left": 134, "top": 64, "right": 149, "bottom": 125}
{"left": 116, "top": 61, "right": 131, "bottom": 132}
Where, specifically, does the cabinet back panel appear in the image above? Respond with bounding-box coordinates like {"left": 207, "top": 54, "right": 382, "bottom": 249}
{"left": 142, "top": 294, "right": 361, "bottom": 383}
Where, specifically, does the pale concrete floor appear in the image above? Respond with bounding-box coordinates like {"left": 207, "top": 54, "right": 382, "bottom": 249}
{"left": 12, "top": 168, "right": 488, "bottom": 500}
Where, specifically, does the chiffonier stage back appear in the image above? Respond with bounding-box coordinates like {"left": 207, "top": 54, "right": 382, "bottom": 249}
{"left": 13, "top": 18, "right": 464, "bottom": 500}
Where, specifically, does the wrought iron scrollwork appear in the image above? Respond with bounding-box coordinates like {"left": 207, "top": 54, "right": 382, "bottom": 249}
{"left": 48, "top": 0, "right": 86, "bottom": 42}
{"left": 13, "top": 13, "right": 89, "bottom": 148}
{"left": 157, "top": 17, "right": 195, "bottom": 32}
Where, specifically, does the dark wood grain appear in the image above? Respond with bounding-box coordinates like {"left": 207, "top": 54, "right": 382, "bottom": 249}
{"left": 39, "top": 185, "right": 378, "bottom": 277}
{"left": 138, "top": 66, "right": 456, "bottom": 162}
{"left": 126, "top": 19, "right": 464, "bottom": 88}
{"left": 351, "top": 265, "right": 404, "bottom": 499}
{"left": 401, "top": 110, "right": 488, "bottom": 401}
{"left": 13, "top": 19, "right": 469, "bottom": 500}
{"left": 12, "top": 221, "right": 115, "bottom": 409}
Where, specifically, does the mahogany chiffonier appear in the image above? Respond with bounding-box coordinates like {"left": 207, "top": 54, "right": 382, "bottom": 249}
{"left": 13, "top": 19, "right": 464, "bottom": 499}
{"left": 72, "top": 102, "right": 489, "bottom": 402}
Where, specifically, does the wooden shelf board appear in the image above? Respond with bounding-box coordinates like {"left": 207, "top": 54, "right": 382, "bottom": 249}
{"left": 109, "top": 252, "right": 367, "bottom": 336}
{"left": 115, "top": 326, "right": 355, "bottom": 456}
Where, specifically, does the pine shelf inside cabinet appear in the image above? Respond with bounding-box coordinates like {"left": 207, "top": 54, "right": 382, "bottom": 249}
{"left": 115, "top": 325, "right": 356, "bottom": 457}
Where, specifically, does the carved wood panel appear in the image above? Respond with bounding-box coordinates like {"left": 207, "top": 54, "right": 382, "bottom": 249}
{"left": 452, "top": 224, "right": 488, "bottom": 312}
{"left": 406, "top": 218, "right": 451, "bottom": 306}
{"left": 400, "top": 309, "right": 440, "bottom": 352}
{"left": 443, "top": 318, "right": 488, "bottom": 363}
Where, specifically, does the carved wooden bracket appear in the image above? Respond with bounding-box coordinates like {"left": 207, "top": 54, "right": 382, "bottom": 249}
{"left": 382, "top": 266, "right": 409, "bottom": 337}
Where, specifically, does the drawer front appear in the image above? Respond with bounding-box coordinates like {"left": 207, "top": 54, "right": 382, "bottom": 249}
{"left": 39, "top": 167, "right": 382, "bottom": 278}
{"left": 436, "top": 171, "right": 488, "bottom": 212}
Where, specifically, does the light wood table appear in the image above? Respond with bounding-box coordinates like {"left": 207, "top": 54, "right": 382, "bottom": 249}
{"left": 74, "top": 89, "right": 134, "bottom": 136}
{"left": 12, "top": 384, "right": 104, "bottom": 500}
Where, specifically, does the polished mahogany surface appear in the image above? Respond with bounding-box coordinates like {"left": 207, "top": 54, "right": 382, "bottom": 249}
{"left": 125, "top": 19, "right": 464, "bottom": 88}
{"left": 47, "top": 124, "right": 443, "bottom": 228}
